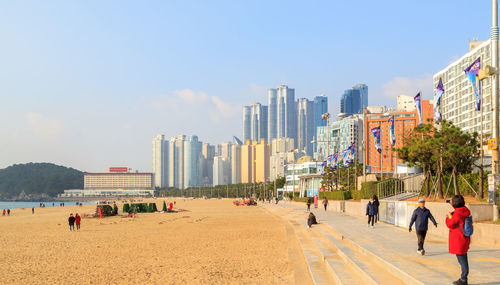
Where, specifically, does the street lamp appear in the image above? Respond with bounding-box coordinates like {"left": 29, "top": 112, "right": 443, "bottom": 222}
{"left": 322, "top": 113, "right": 331, "bottom": 159}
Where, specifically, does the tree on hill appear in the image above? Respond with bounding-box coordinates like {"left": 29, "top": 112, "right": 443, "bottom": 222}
{"left": 0, "top": 163, "right": 83, "bottom": 198}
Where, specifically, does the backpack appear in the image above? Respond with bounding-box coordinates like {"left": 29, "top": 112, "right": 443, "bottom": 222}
{"left": 458, "top": 216, "right": 474, "bottom": 237}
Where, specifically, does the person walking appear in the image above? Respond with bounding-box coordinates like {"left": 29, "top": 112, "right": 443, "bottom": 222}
{"left": 75, "top": 213, "right": 81, "bottom": 231}
{"left": 306, "top": 199, "right": 311, "bottom": 212}
{"left": 32, "top": 207, "right": 34, "bottom": 214}
{"left": 68, "top": 213, "right": 76, "bottom": 231}
{"left": 409, "top": 198, "right": 437, "bottom": 256}
{"left": 366, "top": 198, "right": 376, "bottom": 229}
{"left": 2, "top": 209, "right": 5, "bottom": 216}
{"left": 446, "top": 195, "right": 471, "bottom": 285}
{"left": 372, "top": 195, "right": 380, "bottom": 223}
{"left": 7, "top": 209, "right": 10, "bottom": 216}
{"left": 322, "top": 197, "right": 329, "bottom": 212}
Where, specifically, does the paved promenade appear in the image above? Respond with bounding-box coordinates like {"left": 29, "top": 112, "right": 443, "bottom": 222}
{"left": 263, "top": 201, "right": 500, "bottom": 285}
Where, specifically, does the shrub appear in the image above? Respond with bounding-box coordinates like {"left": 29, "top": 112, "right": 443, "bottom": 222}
{"left": 352, "top": 182, "right": 377, "bottom": 200}
{"left": 162, "top": 201, "right": 167, "bottom": 211}
{"left": 123, "top": 203, "right": 130, "bottom": 213}
{"left": 96, "top": 205, "right": 116, "bottom": 217}
{"left": 130, "top": 203, "right": 149, "bottom": 213}
{"left": 149, "top": 203, "right": 158, "bottom": 212}
{"left": 320, "top": 191, "right": 352, "bottom": 200}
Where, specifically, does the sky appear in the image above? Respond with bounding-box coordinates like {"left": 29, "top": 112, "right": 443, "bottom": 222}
{"left": 0, "top": 0, "right": 494, "bottom": 172}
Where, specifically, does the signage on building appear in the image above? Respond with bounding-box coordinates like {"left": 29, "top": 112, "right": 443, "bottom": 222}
{"left": 488, "top": 138, "right": 497, "bottom": 150}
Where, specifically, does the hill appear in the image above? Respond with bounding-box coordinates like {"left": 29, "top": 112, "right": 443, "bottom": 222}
{"left": 0, "top": 163, "right": 83, "bottom": 199}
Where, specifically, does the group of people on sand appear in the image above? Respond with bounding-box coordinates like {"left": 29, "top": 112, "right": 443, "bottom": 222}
{"left": 2, "top": 209, "right": 11, "bottom": 216}
{"left": 68, "top": 213, "right": 81, "bottom": 231}
{"left": 306, "top": 194, "right": 472, "bottom": 285}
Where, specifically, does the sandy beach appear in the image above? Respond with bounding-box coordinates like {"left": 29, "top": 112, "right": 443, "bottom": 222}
{"left": 0, "top": 199, "right": 309, "bottom": 284}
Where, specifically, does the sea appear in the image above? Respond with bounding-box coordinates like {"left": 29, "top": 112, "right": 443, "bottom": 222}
{"left": 0, "top": 201, "right": 97, "bottom": 210}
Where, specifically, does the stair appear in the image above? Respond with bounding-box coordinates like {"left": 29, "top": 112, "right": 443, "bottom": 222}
{"left": 280, "top": 210, "right": 423, "bottom": 285}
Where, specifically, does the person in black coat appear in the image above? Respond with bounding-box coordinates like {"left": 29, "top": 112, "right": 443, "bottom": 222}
{"left": 307, "top": 212, "right": 318, "bottom": 228}
{"left": 366, "top": 198, "right": 377, "bottom": 228}
{"left": 409, "top": 198, "right": 437, "bottom": 256}
{"left": 68, "top": 213, "right": 76, "bottom": 231}
{"left": 372, "top": 195, "right": 380, "bottom": 223}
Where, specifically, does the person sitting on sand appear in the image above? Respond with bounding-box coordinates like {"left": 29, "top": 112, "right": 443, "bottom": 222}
{"left": 307, "top": 213, "right": 318, "bottom": 228}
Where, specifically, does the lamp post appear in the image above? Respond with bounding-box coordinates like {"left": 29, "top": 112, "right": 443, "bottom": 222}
{"left": 322, "top": 113, "right": 331, "bottom": 159}
{"left": 490, "top": 0, "right": 500, "bottom": 214}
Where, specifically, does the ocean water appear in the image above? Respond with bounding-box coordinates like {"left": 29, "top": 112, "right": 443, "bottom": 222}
{"left": 0, "top": 201, "right": 97, "bottom": 210}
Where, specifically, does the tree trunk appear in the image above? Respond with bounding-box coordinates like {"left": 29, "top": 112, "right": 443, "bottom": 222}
{"left": 425, "top": 170, "right": 431, "bottom": 197}
{"left": 437, "top": 170, "right": 444, "bottom": 199}
{"left": 479, "top": 166, "right": 484, "bottom": 199}
{"left": 452, "top": 168, "right": 460, "bottom": 195}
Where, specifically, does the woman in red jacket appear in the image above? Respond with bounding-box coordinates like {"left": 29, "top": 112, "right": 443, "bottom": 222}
{"left": 75, "top": 213, "right": 81, "bottom": 231}
{"left": 445, "top": 195, "right": 470, "bottom": 285}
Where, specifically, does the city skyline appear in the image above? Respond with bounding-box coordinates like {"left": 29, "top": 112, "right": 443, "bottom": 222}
{"left": 0, "top": 0, "right": 494, "bottom": 172}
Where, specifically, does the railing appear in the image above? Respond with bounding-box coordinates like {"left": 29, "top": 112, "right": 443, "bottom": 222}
{"left": 377, "top": 174, "right": 424, "bottom": 200}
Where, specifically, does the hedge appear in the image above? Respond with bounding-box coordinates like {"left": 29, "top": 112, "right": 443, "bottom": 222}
{"left": 96, "top": 205, "right": 117, "bottom": 217}
{"left": 319, "top": 191, "right": 352, "bottom": 200}
{"left": 148, "top": 203, "right": 158, "bottom": 212}
{"left": 130, "top": 203, "right": 150, "bottom": 213}
{"left": 123, "top": 203, "right": 130, "bottom": 213}
{"left": 352, "top": 182, "right": 378, "bottom": 200}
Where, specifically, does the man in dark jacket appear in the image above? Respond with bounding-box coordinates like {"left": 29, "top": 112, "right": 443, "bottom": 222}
{"left": 68, "top": 213, "right": 76, "bottom": 231}
{"left": 409, "top": 199, "right": 437, "bottom": 256}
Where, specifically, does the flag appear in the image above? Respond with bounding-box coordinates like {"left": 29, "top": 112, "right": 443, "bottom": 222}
{"left": 349, "top": 142, "right": 355, "bottom": 163}
{"left": 389, "top": 116, "right": 396, "bottom": 146}
{"left": 435, "top": 78, "right": 444, "bottom": 122}
{"left": 414, "top": 92, "right": 423, "bottom": 126}
{"left": 371, "top": 126, "right": 381, "bottom": 153}
{"left": 342, "top": 149, "right": 349, "bottom": 168}
{"left": 332, "top": 152, "right": 338, "bottom": 169}
{"left": 464, "top": 57, "right": 481, "bottom": 111}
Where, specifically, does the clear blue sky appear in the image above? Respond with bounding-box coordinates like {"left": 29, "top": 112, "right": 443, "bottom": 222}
{"left": 0, "top": 0, "right": 493, "bottom": 172}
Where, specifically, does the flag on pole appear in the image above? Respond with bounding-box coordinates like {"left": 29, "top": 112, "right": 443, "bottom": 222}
{"left": 464, "top": 57, "right": 481, "bottom": 111}
{"left": 342, "top": 149, "right": 349, "bottom": 168}
{"left": 371, "top": 126, "right": 382, "bottom": 153}
{"left": 414, "top": 92, "right": 423, "bottom": 126}
{"left": 388, "top": 116, "right": 396, "bottom": 146}
{"left": 332, "top": 152, "right": 338, "bottom": 169}
{"left": 435, "top": 78, "right": 444, "bottom": 122}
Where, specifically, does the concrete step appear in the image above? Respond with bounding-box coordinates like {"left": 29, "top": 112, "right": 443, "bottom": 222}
{"left": 312, "top": 224, "right": 406, "bottom": 285}
{"left": 287, "top": 219, "right": 337, "bottom": 285}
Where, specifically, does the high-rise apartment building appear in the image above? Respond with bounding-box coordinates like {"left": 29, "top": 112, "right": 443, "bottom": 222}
{"left": 314, "top": 115, "right": 364, "bottom": 163}
{"left": 240, "top": 139, "right": 270, "bottom": 183}
{"left": 213, "top": 156, "right": 231, "bottom": 186}
{"left": 231, "top": 144, "right": 241, "bottom": 184}
{"left": 201, "top": 143, "right": 215, "bottom": 186}
{"left": 242, "top": 106, "right": 251, "bottom": 142}
{"left": 297, "top": 98, "right": 314, "bottom": 156}
{"left": 152, "top": 134, "right": 169, "bottom": 188}
{"left": 434, "top": 40, "right": 492, "bottom": 136}
{"left": 340, "top": 84, "right": 368, "bottom": 114}
{"left": 267, "top": 89, "right": 278, "bottom": 143}
{"left": 249, "top": 103, "right": 268, "bottom": 142}
{"left": 276, "top": 85, "right": 297, "bottom": 145}
{"left": 183, "top": 135, "right": 202, "bottom": 188}
{"left": 313, "top": 94, "right": 328, "bottom": 149}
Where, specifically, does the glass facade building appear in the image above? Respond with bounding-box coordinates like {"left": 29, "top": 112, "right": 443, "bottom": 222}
{"left": 340, "top": 84, "right": 368, "bottom": 114}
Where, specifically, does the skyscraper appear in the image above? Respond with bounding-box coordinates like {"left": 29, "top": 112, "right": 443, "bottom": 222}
{"left": 340, "top": 84, "right": 368, "bottom": 114}
{"left": 201, "top": 143, "right": 215, "bottom": 186}
{"left": 276, "top": 85, "right": 297, "bottom": 145}
{"left": 313, "top": 94, "right": 328, "bottom": 150}
{"left": 213, "top": 156, "right": 230, "bottom": 186}
{"left": 267, "top": 88, "right": 277, "bottom": 143}
{"left": 183, "top": 135, "right": 202, "bottom": 188}
{"left": 249, "top": 103, "right": 268, "bottom": 142}
{"left": 231, "top": 144, "right": 241, "bottom": 184}
{"left": 297, "top": 98, "right": 314, "bottom": 155}
{"left": 152, "top": 134, "right": 168, "bottom": 188}
{"left": 242, "top": 106, "right": 251, "bottom": 142}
